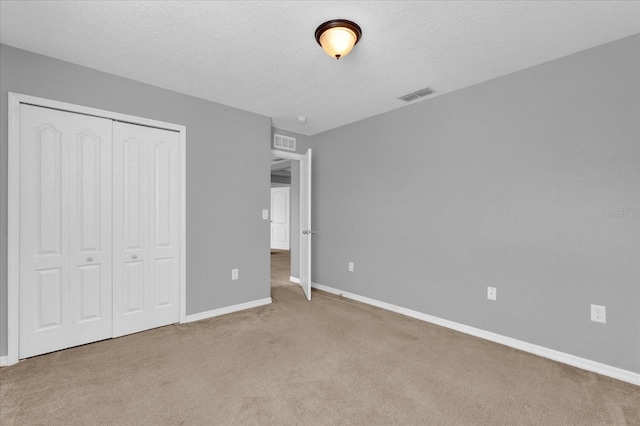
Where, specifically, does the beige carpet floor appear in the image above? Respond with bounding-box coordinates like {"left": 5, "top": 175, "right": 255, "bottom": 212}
{"left": 1, "top": 249, "right": 638, "bottom": 425}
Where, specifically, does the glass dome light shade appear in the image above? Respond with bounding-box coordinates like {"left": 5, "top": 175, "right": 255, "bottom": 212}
{"left": 315, "top": 20, "right": 362, "bottom": 60}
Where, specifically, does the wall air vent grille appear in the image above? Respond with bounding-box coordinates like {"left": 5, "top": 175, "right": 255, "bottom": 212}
{"left": 399, "top": 93, "right": 420, "bottom": 102}
{"left": 274, "top": 134, "right": 296, "bottom": 151}
{"left": 399, "top": 87, "right": 435, "bottom": 102}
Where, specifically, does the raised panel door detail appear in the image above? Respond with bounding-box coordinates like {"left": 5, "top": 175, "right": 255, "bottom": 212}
{"left": 154, "top": 258, "right": 172, "bottom": 308}
{"left": 272, "top": 227, "right": 286, "bottom": 243}
{"left": 78, "top": 130, "right": 101, "bottom": 252}
{"left": 124, "top": 261, "right": 145, "bottom": 314}
{"left": 154, "top": 143, "right": 171, "bottom": 248}
{"left": 37, "top": 124, "right": 62, "bottom": 255}
{"left": 36, "top": 269, "right": 63, "bottom": 330}
{"left": 124, "top": 138, "right": 143, "bottom": 250}
{"left": 78, "top": 265, "right": 101, "bottom": 322}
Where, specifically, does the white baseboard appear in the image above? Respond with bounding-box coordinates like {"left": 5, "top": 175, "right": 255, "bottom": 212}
{"left": 182, "top": 297, "right": 272, "bottom": 324}
{"left": 311, "top": 282, "right": 640, "bottom": 386}
{"left": 0, "top": 356, "right": 7, "bottom": 367}
{"left": 289, "top": 276, "right": 300, "bottom": 284}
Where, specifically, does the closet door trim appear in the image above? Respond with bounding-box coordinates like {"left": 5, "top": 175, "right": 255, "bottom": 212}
{"left": 7, "top": 92, "right": 187, "bottom": 366}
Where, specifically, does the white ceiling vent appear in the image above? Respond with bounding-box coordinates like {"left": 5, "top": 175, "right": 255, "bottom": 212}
{"left": 399, "top": 87, "right": 434, "bottom": 102}
{"left": 274, "top": 134, "right": 296, "bottom": 151}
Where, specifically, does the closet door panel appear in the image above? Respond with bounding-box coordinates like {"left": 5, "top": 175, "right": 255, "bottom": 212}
{"left": 19, "top": 105, "right": 70, "bottom": 358}
{"left": 148, "top": 129, "right": 180, "bottom": 328}
{"left": 113, "top": 123, "right": 150, "bottom": 337}
{"left": 113, "top": 122, "right": 180, "bottom": 336}
{"left": 19, "top": 105, "right": 112, "bottom": 358}
{"left": 68, "top": 115, "right": 113, "bottom": 346}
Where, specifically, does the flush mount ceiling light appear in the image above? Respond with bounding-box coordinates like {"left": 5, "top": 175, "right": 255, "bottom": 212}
{"left": 315, "top": 19, "right": 362, "bottom": 60}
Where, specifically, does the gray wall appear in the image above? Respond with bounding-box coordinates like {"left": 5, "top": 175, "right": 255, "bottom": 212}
{"left": 309, "top": 35, "right": 640, "bottom": 373}
{"left": 0, "top": 45, "right": 272, "bottom": 357}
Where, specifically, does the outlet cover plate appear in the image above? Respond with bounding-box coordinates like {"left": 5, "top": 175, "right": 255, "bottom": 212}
{"left": 591, "top": 304, "right": 606, "bottom": 323}
{"left": 487, "top": 287, "right": 497, "bottom": 301}
{"left": 348, "top": 262, "right": 354, "bottom": 272}
{"left": 232, "top": 269, "right": 239, "bottom": 280}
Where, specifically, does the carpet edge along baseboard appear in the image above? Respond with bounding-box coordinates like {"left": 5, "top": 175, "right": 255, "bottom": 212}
{"left": 310, "top": 282, "right": 640, "bottom": 387}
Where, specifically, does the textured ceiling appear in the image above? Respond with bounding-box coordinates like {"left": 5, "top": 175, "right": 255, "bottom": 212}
{"left": 1, "top": 1, "right": 638, "bottom": 135}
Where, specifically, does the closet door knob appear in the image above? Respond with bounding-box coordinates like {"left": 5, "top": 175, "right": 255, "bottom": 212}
{"left": 132, "top": 255, "right": 138, "bottom": 260}
{"left": 87, "top": 257, "right": 93, "bottom": 262}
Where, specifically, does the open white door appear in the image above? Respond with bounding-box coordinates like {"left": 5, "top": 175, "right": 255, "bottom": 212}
{"left": 300, "top": 149, "right": 312, "bottom": 301}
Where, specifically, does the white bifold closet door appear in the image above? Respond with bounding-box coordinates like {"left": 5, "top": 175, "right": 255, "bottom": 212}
{"left": 112, "top": 122, "right": 180, "bottom": 338}
{"left": 19, "top": 105, "right": 113, "bottom": 359}
{"left": 18, "top": 104, "right": 181, "bottom": 359}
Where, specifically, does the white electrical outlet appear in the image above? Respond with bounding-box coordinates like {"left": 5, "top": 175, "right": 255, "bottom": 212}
{"left": 487, "top": 287, "right": 497, "bottom": 301}
{"left": 348, "top": 262, "right": 354, "bottom": 272}
{"left": 232, "top": 269, "right": 239, "bottom": 280}
{"left": 591, "top": 304, "right": 606, "bottom": 323}
{"left": 262, "top": 209, "right": 269, "bottom": 220}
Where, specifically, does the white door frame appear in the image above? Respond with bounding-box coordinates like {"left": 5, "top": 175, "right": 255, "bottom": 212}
{"left": 270, "top": 149, "right": 311, "bottom": 298}
{"left": 7, "top": 92, "right": 187, "bottom": 366}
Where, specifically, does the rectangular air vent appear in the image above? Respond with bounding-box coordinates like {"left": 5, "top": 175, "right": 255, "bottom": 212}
{"left": 399, "top": 93, "right": 420, "bottom": 102}
{"left": 274, "top": 134, "right": 296, "bottom": 151}
{"left": 399, "top": 87, "right": 434, "bottom": 102}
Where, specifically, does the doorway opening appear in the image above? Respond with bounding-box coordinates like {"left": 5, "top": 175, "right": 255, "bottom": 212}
{"left": 270, "top": 149, "right": 312, "bottom": 300}
{"left": 269, "top": 155, "right": 294, "bottom": 295}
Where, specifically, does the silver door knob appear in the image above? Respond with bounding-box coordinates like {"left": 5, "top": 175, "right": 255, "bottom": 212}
{"left": 132, "top": 255, "right": 138, "bottom": 259}
{"left": 87, "top": 257, "right": 93, "bottom": 262}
